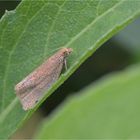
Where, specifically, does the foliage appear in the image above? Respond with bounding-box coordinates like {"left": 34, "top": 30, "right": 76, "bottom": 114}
{"left": 0, "top": 0, "right": 140, "bottom": 138}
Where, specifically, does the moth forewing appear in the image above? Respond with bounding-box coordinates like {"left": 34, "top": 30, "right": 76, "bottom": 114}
{"left": 15, "top": 48, "right": 73, "bottom": 110}
{"left": 21, "top": 59, "right": 64, "bottom": 110}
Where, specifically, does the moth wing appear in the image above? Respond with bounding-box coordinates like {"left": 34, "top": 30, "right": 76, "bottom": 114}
{"left": 19, "top": 59, "right": 64, "bottom": 110}
{"left": 15, "top": 65, "right": 47, "bottom": 95}
{"left": 15, "top": 54, "right": 65, "bottom": 96}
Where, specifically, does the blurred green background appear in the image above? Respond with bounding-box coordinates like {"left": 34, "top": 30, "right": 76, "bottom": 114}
{"left": 0, "top": 1, "right": 140, "bottom": 139}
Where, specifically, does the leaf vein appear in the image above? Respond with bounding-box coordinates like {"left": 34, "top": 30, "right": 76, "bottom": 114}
{"left": 43, "top": 0, "right": 67, "bottom": 57}
{"left": 0, "top": 0, "right": 122, "bottom": 115}
{"left": 0, "top": 2, "right": 49, "bottom": 111}
{"left": 64, "top": 1, "right": 122, "bottom": 48}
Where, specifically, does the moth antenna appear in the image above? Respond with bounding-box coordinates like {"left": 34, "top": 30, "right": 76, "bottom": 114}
{"left": 44, "top": 47, "right": 64, "bottom": 58}
{"left": 44, "top": 47, "right": 73, "bottom": 60}
{"left": 49, "top": 47, "right": 65, "bottom": 53}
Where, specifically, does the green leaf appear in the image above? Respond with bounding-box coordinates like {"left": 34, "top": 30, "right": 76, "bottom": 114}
{"left": 0, "top": 0, "right": 140, "bottom": 138}
{"left": 36, "top": 64, "right": 140, "bottom": 139}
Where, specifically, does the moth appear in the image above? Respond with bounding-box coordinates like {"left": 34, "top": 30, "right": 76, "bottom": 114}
{"left": 15, "top": 48, "right": 73, "bottom": 110}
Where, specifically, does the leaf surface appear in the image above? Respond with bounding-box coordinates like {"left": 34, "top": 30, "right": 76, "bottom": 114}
{"left": 36, "top": 64, "right": 140, "bottom": 139}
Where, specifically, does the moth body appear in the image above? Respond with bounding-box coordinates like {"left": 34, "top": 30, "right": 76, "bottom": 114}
{"left": 15, "top": 48, "right": 73, "bottom": 110}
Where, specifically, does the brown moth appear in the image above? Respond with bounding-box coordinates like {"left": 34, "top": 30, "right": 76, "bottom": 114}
{"left": 15, "top": 48, "right": 73, "bottom": 110}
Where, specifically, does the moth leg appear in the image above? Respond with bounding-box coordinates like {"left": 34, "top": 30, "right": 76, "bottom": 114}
{"left": 64, "top": 58, "right": 67, "bottom": 71}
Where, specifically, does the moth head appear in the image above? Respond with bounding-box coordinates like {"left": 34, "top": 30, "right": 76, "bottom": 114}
{"left": 62, "top": 48, "right": 73, "bottom": 57}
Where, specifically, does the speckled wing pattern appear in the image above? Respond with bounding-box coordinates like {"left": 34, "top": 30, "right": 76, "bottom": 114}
{"left": 15, "top": 48, "right": 72, "bottom": 110}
